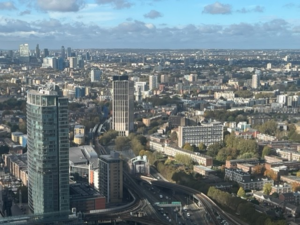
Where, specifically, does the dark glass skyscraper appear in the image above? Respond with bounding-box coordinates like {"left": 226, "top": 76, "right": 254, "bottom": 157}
{"left": 27, "top": 84, "right": 69, "bottom": 214}
{"left": 61, "top": 46, "right": 65, "bottom": 59}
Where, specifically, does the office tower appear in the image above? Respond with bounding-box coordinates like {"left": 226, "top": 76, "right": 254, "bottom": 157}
{"left": 134, "top": 81, "right": 147, "bottom": 102}
{"left": 61, "top": 46, "right": 65, "bottom": 59}
{"left": 252, "top": 72, "right": 260, "bottom": 89}
{"left": 27, "top": 84, "right": 69, "bottom": 214}
{"left": 42, "top": 57, "right": 57, "bottom": 69}
{"left": 43, "top": 48, "right": 49, "bottom": 57}
{"left": 91, "top": 68, "right": 102, "bottom": 82}
{"left": 74, "top": 86, "right": 85, "bottom": 99}
{"left": 112, "top": 75, "right": 134, "bottom": 136}
{"left": 8, "top": 50, "right": 13, "bottom": 58}
{"left": 189, "top": 74, "right": 197, "bottom": 82}
{"left": 160, "top": 74, "right": 169, "bottom": 83}
{"left": 77, "top": 55, "right": 84, "bottom": 68}
{"left": 67, "top": 47, "right": 72, "bottom": 58}
{"left": 36, "top": 44, "right": 40, "bottom": 58}
{"left": 86, "top": 52, "right": 90, "bottom": 60}
{"left": 98, "top": 151, "right": 123, "bottom": 203}
{"left": 57, "top": 57, "right": 64, "bottom": 71}
{"left": 69, "top": 57, "right": 77, "bottom": 69}
{"left": 178, "top": 122, "right": 223, "bottom": 148}
{"left": 19, "top": 43, "right": 30, "bottom": 62}
{"left": 149, "top": 75, "right": 158, "bottom": 90}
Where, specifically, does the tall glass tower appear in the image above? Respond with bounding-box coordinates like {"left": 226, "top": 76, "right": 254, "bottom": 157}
{"left": 112, "top": 75, "right": 134, "bottom": 136}
{"left": 27, "top": 84, "right": 69, "bottom": 214}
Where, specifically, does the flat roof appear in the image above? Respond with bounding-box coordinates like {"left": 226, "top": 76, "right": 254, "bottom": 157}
{"left": 194, "top": 165, "right": 214, "bottom": 171}
{"left": 69, "top": 147, "right": 88, "bottom": 165}
{"left": 70, "top": 183, "right": 103, "bottom": 199}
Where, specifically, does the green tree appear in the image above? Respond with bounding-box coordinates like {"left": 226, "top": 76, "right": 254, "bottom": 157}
{"left": 237, "top": 187, "right": 246, "bottom": 197}
{"left": 263, "top": 183, "right": 272, "bottom": 195}
{"left": 207, "top": 142, "right": 224, "bottom": 158}
{"left": 170, "top": 131, "right": 178, "bottom": 141}
{"left": 198, "top": 142, "right": 206, "bottom": 151}
{"left": 175, "top": 153, "right": 193, "bottom": 166}
{"left": 115, "top": 136, "right": 129, "bottom": 151}
{"left": 262, "top": 146, "right": 272, "bottom": 158}
{"left": 0, "top": 145, "right": 9, "bottom": 156}
{"left": 182, "top": 143, "right": 194, "bottom": 151}
{"left": 258, "top": 120, "right": 278, "bottom": 136}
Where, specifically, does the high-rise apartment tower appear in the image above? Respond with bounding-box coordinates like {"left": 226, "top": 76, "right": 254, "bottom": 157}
{"left": 27, "top": 84, "right": 69, "bottom": 214}
{"left": 112, "top": 75, "right": 134, "bottom": 136}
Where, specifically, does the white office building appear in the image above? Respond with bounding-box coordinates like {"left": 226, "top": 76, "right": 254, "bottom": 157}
{"left": 149, "top": 75, "right": 158, "bottom": 90}
{"left": 91, "top": 68, "right": 102, "bottom": 82}
{"left": 178, "top": 122, "right": 223, "bottom": 148}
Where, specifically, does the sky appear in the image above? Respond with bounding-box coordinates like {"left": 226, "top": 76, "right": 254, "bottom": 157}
{"left": 0, "top": 0, "right": 300, "bottom": 49}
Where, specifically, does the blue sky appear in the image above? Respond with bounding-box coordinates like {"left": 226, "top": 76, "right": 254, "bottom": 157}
{"left": 0, "top": 0, "right": 300, "bottom": 49}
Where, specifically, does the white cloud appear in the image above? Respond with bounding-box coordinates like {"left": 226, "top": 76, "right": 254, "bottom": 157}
{"left": 0, "top": 17, "right": 299, "bottom": 49}
{"left": 36, "top": 0, "right": 85, "bottom": 12}
{"left": 95, "top": 0, "right": 133, "bottom": 9}
{"left": 144, "top": 10, "right": 163, "bottom": 19}
{"left": 202, "top": 2, "right": 232, "bottom": 15}
{"left": 0, "top": 1, "right": 17, "bottom": 10}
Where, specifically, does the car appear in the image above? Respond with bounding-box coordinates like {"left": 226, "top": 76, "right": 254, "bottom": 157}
{"left": 159, "top": 195, "right": 163, "bottom": 199}
{"left": 187, "top": 213, "right": 190, "bottom": 217}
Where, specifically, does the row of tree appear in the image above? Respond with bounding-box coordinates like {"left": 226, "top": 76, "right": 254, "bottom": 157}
{"left": 207, "top": 187, "right": 286, "bottom": 225}
{"left": 205, "top": 133, "right": 259, "bottom": 162}
{"left": 204, "top": 109, "right": 250, "bottom": 122}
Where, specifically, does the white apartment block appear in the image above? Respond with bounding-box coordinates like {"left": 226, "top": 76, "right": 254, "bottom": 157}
{"left": 149, "top": 75, "right": 158, "bottom": 90}
{"left": 276, "top": 149, "right": 300, "bottom": 161}
{"left": 214, "top": 91, "right": 235, "bottom": 100}
{"left": 149, "top": 140, "right": 213, "bottom": 167}
{"left": 178, "top": 122, "right": 223, "bottom": 148}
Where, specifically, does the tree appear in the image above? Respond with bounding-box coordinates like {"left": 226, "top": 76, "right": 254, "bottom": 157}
{"left": 207, "top": 142, "right": 224, "bottom": 158}
{"left": 0, "top": 145, "right": 9, "bottom": 156}
{"left": 252, "top": 164, "right": 265, "bottom": 175}
{"left": 271, "top": 192, "right": 279, "bottom": 198}
{"left": 115, "top": 136, "right": 129, "bottom": 151}
{"left": 263, "top": 183, "right": 272, "bottom": 195}
{"left": 262, "top": 146, "right": 272, "bottom": 158}
{"left": 182, "top": 143, "right": 194, "bottom": 151}
{"left": 237, "top": 187, "right": 246, "bottom": 197}
{"left": 175, "top": 153, "right": 193, "bottom": 166}
{"left": 170, "top": 131, "right": 178, "bottom": 141}
{"left": 198, "top": 142, "right": 206, "bottom": 151}
{"left": 291, "top": 182, "right": 300, "bottom": 192}
{"left": 258, "top": 120, "right": 278, "bottom": 136}
{"left": 264, "top": 169, "right": 278, "bottom": 181}
{"left": 296, "top": 171, "right": 300, "bottom": 177}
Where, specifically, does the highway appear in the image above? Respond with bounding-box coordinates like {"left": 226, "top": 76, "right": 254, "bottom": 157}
{"left": 92, "top": 129, "right": 245, "bottom": 225}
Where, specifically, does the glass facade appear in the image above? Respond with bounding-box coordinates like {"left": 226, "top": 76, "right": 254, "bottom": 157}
{"left": 112, "top": 76, "right": 134, "bottom": 136}
{"left": 27, "top": 89, "right": 69, "bottom": 214}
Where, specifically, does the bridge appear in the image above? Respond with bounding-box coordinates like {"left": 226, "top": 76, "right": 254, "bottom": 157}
{"left": 139, "top": 176, "right": 247, "bottom": 225}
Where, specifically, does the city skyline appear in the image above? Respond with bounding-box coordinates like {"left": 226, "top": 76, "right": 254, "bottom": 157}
{"left": 0, "top": 0, "right": 300, "bottom": 49}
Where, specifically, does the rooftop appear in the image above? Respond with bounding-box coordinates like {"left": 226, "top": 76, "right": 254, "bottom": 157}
{"left": 70, "top": 183, "right": 103, "bottom": 200}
